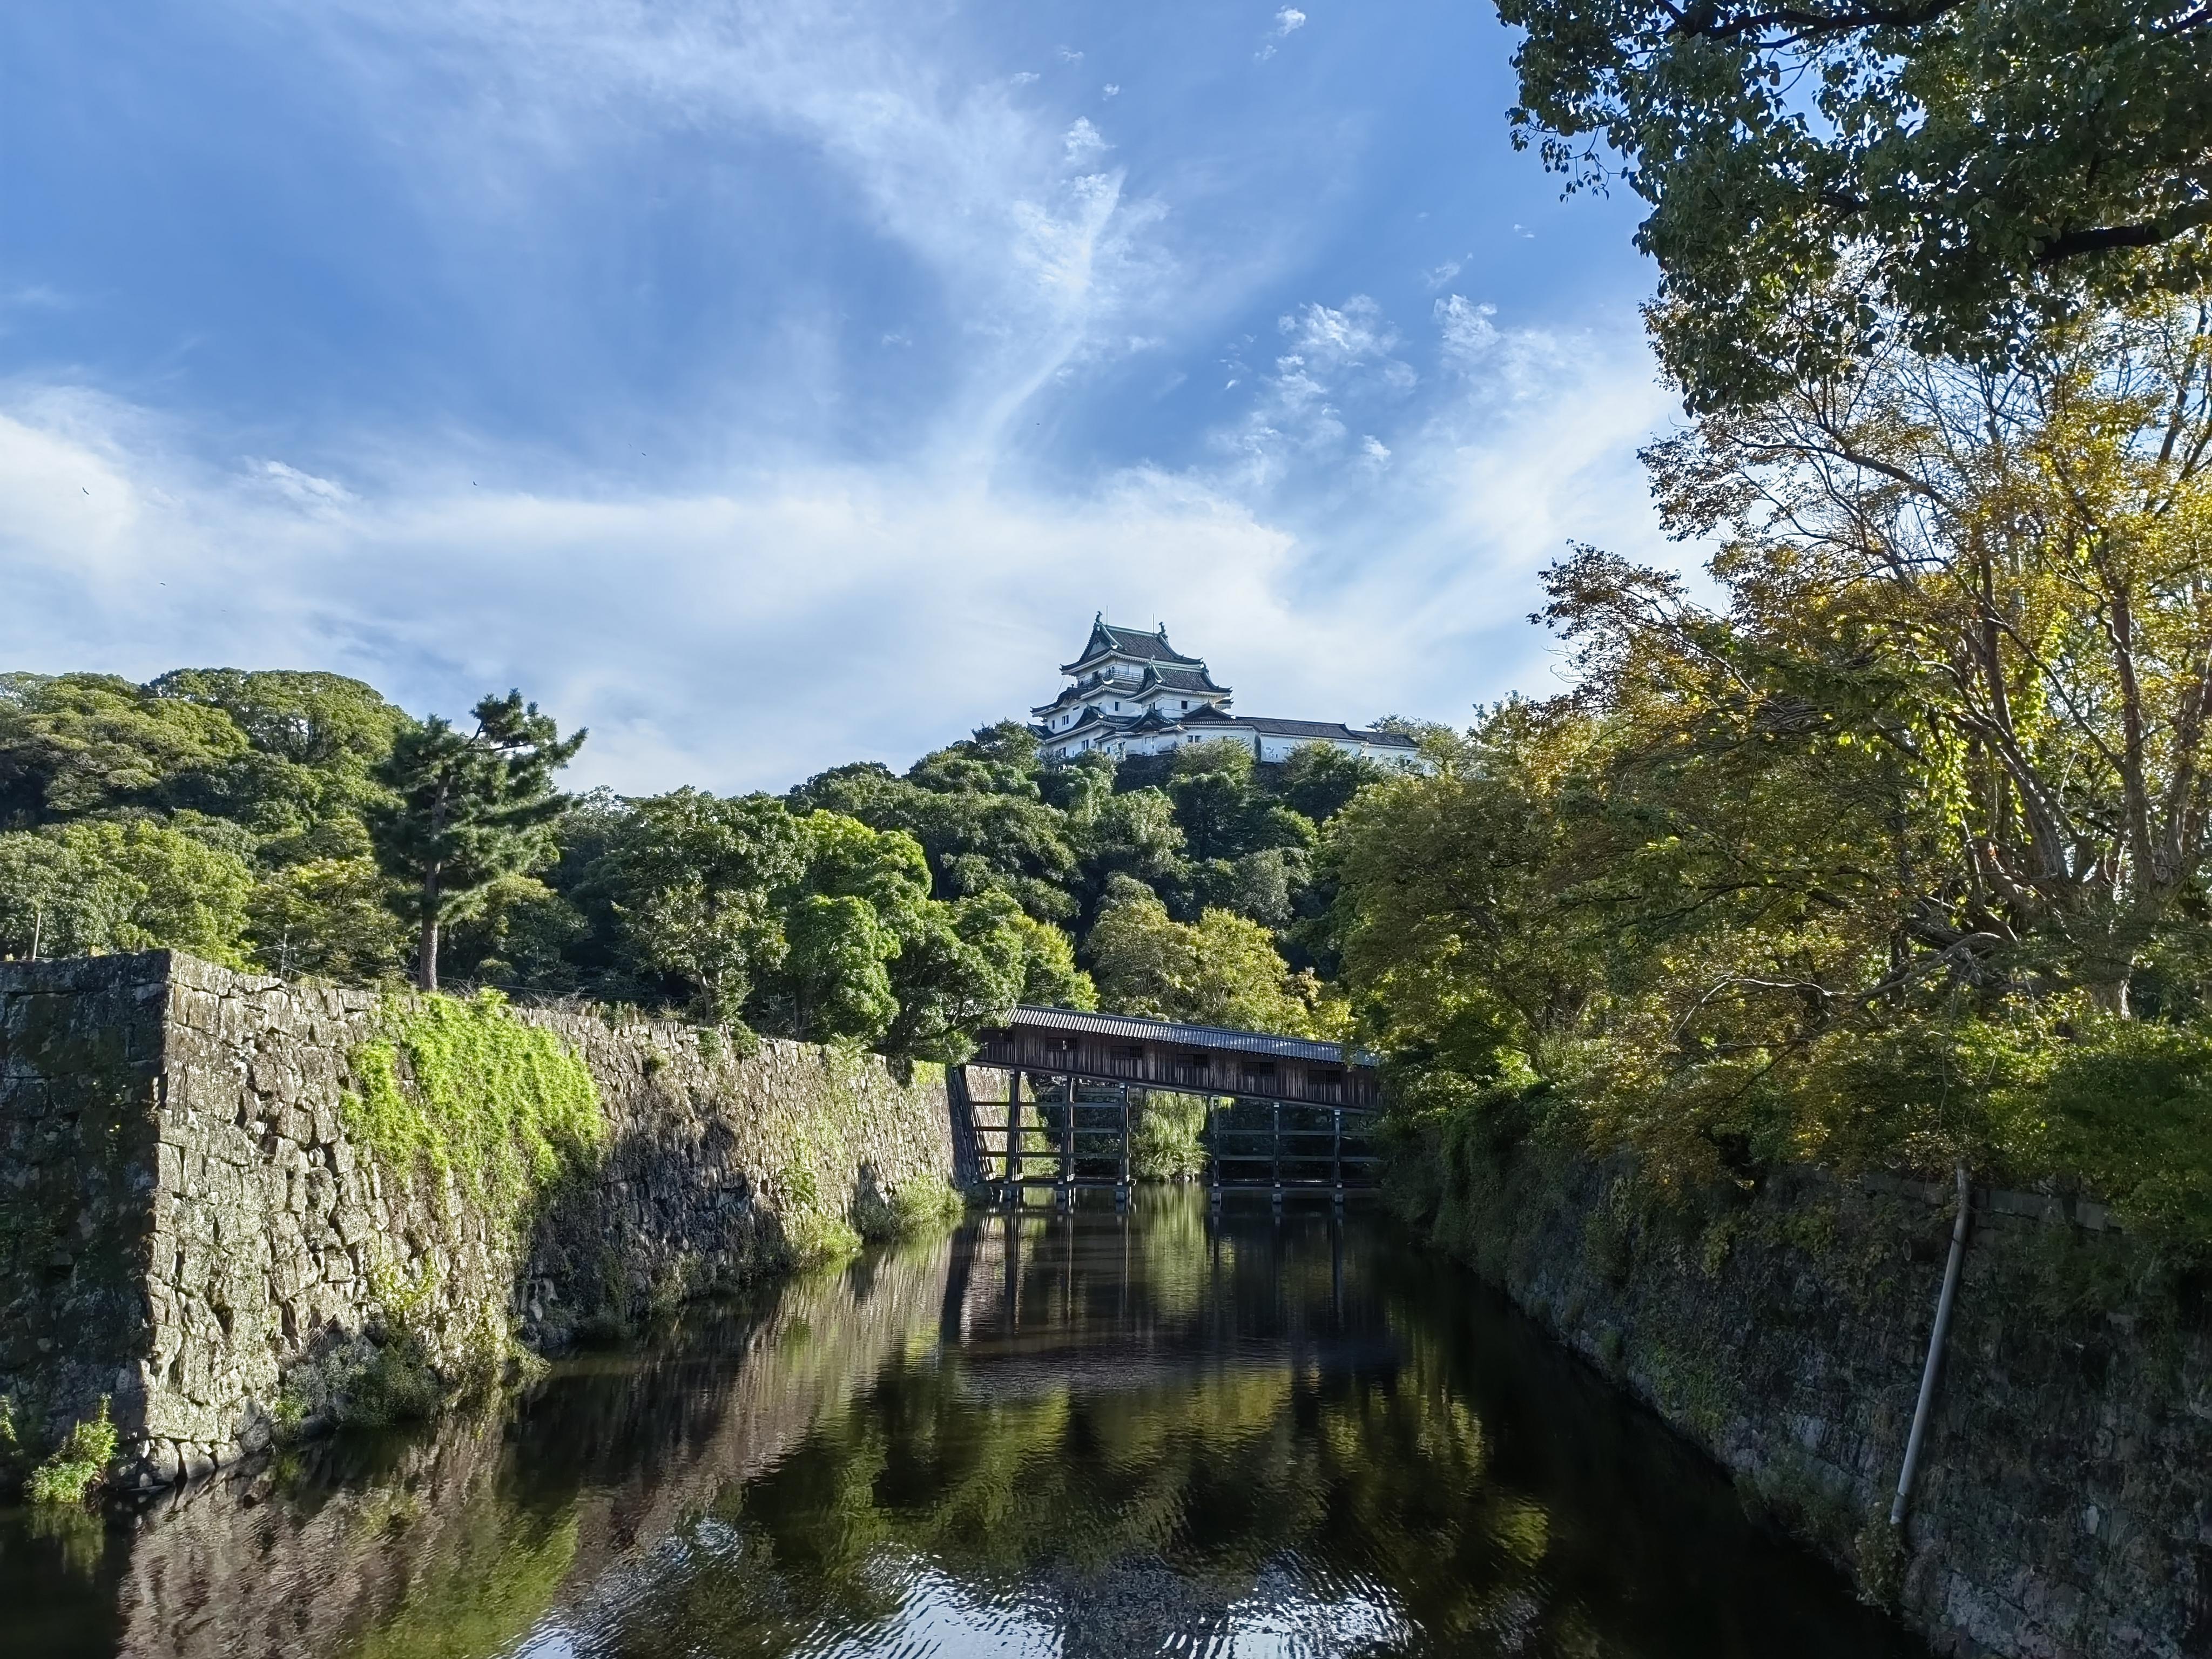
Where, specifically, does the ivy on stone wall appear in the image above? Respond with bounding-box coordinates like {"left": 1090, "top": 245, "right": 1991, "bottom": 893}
{"left": 345, "top": 990, "right": 605, "bottom": 1231}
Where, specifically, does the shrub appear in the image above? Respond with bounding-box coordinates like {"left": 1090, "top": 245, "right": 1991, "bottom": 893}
{"left": 26, "top": 1399, "right": 116, "bottom": 1505}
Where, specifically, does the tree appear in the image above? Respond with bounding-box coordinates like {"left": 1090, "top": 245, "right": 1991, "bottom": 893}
{"left": 1279, "top": 743, "right": 1388, "bottom": 825}
{"left": 760, "top": 811, "right": 932, "bottom": 1041}
{"left": 369, "top": 692, "right": 584, "bottom": 992}
{"left": 1008, "top": 912, "right": 1097, "bottom": 1009}
{"left": 1500, "top": 0, "right": 2212, "bottom": 406}
{"left": 1625, "top": 291, "right": 2212, "bottom": 1013}
{"left": 149, "top": 669, "right": 410, "bottom": 855}
{"left": 599, "top": 790, "right": 802, "bottom": 1022}
{"left": 884, "top": 891, "right": 1030, "bottom": 1062}
{"left": 246, "top": 855, "right": 409, "bottom": 980}
{"left": 0, "top": 820, "right": 254, "bottom": 966}
{"left": 0, "top": 673, "right": 249, "bottom": 827}
{"left": 781, "top": 894, "right": 900, "bottom": 1044}
{"left": 1087, "top": 886, "right": 1326, "bottom": 1036}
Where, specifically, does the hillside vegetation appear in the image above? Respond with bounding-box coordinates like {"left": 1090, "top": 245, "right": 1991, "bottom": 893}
{"left": 0, "top": 673, "right": 1372, "bottom": 1058}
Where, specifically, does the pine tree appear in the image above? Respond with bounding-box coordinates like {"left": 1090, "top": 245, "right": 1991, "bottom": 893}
{"left": 371, "top": 692, "right": 584, "bottom": 992}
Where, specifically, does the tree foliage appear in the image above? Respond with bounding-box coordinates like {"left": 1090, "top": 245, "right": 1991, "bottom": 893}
{"left": 1088, "top": 884, "right": 1334, "bottom": 1037}
{"left": 1500, "top": 0, "right": 2212, "bottom": 406}
{"left": 1328, "top": 290, "right": 2212, "bottom": 1235}
{"left": 370, "top": 692, "right": 584, "bottom": 992}
{"left": 0, "top": 820, "right": 256, "bottom": 966}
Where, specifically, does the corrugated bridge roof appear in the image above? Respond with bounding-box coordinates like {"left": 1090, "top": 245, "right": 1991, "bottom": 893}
{"left": 1006, "top": 1004, "right": 1375, "bottom": 1068}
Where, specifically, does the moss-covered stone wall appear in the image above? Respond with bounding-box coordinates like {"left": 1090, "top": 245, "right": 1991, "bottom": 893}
{"left": 1392, "top": 1121, "right": 2212, "bottom": 1659}
{"left": 0, "top": 952, "right": 957, "bottom": 1492}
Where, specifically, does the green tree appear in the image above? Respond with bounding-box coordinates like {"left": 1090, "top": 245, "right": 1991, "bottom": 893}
{"left": 148, "top": 669, "right": 409, "bottom": 856}
{"left": 882, "top": 891, "right": 1030, "bottom": 1061}
{"left": 369, "top": 692, "right": 584, "bottom": 992}
{"left": 599, "top": 790, "right": 803, "bottom": 1022}
{"left": 1087, "top": 886, "right": 1326, "bottom": 1036}
{"left": 1008, "top": 912, "right": 1097, "bottom": 1009}
{"left": 780, "top": 895, "right": 900, "bottom": 1044}
{"left": 0, "top": 673, "right": 249, "bottom": 827}
{"left": 792, "top": 753, "right": 1079, "bottom": 923}
{"left": 1501, "top": 0, "right": 2212, "bottom": 407}
{"left": 0, "top": 820, "right": 254, "bottom": 966}
{"left": 247, "top": 855, "right": 409, "bottom": 980}
{"left": 1279, "top": 743, "right": 1388, "bottom": 825}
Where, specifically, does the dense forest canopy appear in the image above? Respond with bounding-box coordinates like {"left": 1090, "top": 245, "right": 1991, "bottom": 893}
{"left": 0, "top": 672, "right": 1394, "bottom": 1060}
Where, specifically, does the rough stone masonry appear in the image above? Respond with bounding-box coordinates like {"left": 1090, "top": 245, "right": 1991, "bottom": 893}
{"left": 1395, "top": 1129, "right": 2212, "bottom": 1659}
{"left": 0, "top": 952, "right": 957, "bottom": 1489}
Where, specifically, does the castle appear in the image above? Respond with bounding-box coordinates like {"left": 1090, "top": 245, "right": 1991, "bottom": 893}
{"left": 1030, "top": 617, "right": 1421, "bottom": 766}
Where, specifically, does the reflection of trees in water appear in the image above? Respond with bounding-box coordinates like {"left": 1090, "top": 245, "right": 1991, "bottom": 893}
{"left": 574, "top": 1192, "right": 1920, "bottom": 1659}
{"left": 26, "top": 1236, "right": 959, "bottom": 1659}
{"left": 12, "top": 1196, "right": 1923, "bottom": 1659}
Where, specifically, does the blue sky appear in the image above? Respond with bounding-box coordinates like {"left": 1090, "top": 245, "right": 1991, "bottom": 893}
{"left": 2, "top": 0, "right": 1670, "bottom": 792}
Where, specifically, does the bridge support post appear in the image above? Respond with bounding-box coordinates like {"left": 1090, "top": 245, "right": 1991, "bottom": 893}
{"left": 1117, "top": 1084, "right": 1130, "bottom": 1209}
{"left": 1061, "top": 1072, "right": 1076, "bottom": 1207}
{"left": 1332, "top": 1105, "right": 1344, "bottom": 1206}
{"left": 1271, "top": 1097, "right": 1283, "bottom": 1210}
{"left": 1208, "top": 1097, "right": 1222, "bottom": 1210}
{"left": 1004, "top": 1070, "right": 1023, "bottom": 1205}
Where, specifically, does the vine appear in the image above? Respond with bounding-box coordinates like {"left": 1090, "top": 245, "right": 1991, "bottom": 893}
{"left": 343, "top": 990, "right": 605, "bottom": 1231}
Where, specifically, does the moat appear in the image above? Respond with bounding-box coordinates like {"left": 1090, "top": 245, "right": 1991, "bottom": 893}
{"left": 2, "top": 1190, "right": 1923, "bottom": 1658}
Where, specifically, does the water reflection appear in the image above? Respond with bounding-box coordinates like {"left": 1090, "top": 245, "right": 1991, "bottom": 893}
{"left": 1, "top": 1190, "right": 1923, "bottom": 1658}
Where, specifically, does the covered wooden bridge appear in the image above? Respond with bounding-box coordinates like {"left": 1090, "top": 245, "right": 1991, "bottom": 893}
{"left": 948, "top": 1006, "right": 1385, "bottom": 1205}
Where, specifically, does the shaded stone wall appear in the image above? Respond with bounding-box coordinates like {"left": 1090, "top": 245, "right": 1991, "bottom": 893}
{"left": 1394, "top": 1129, "right": 2212, "bottom": 1659}
{"left": 0, "top": 952, "right": 956, "bottom": 1491}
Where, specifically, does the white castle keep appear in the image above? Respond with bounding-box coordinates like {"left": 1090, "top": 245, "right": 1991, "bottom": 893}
{"left": 1030, "top": 616, "right": 1421, "bottom": 766}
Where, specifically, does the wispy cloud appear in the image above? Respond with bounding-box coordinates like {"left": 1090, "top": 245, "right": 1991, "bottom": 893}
{"left": 1257, "top": 6, "right": 1307, "bottom": 60}
{"left": 5, "top": 0, "right": 1677, "bottom": 779}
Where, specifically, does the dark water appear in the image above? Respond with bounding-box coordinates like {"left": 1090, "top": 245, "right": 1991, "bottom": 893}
{"left": 2, "top": 1190, "right": 1924, "bottom": 1658}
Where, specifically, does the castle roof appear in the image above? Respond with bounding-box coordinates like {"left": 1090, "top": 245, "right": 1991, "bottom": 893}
{"left": 1237, "top": 716, "right": 1419, "bottom": 748}
{"left": 1031, "top": 658, "right": 1231, "bottom": 718}
{"left": 1060, "top": 616, "right": 1206, "bottom": 675}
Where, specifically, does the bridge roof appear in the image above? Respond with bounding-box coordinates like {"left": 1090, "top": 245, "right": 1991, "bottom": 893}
{"left": 1007, "top": 1004, "right": 1373, "bottom": 1068}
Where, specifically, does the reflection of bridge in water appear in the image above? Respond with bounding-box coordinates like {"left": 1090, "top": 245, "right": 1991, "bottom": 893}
{"left": 950, "top": 1006, "right": 1384, "bottom": 1206}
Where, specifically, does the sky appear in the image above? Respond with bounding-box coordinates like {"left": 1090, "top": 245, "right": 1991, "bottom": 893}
{"left": 1, "top": 0, "right": 1673, "bottom": 794}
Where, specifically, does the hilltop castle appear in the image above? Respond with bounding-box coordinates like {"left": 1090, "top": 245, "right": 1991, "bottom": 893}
{"left": 1030, "top": 617, "right": 1420, "bottom": 766}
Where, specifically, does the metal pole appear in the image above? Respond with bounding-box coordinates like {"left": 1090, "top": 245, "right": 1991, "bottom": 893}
{"left": 1007, "top": 1070, "right": 1023, "bottom": 1199}
{"left": 1891, "top": 1164, "right": 1972, "bottom": 1527}
{"left": 1332, "top": 1105, "right": 1343, "bottom": 1197}
{"left": 1063, "top": 1073, "right": 1076, "bottom": 1201}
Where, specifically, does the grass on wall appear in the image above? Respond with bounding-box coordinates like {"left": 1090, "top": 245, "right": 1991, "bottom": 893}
{"left": 345, "top": 990, "right": 606, "bottom": 1230}
{"left": 25, "top": 1399, "right": 116, "bottom": 1505}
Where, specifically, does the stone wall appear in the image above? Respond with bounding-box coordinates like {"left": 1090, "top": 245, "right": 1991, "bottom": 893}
{"left": 1398, "top": 1132, "right": 2212, "bottom": 1659}
{"left": 1394, "top": 1126, "right": 2212, "bottom": 1659}
{"left": 0, "top": 952, "right": 957, "bottom": 1492}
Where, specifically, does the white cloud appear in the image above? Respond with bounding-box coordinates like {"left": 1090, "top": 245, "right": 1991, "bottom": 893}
{"left": 1421, "top": 258, "right": 1464, "bottom": 290}
{"left": 1257, "top": 6, "right": 1307, "bottom": 59}
{"left": 1063, "top": 117, "right": 1110, "bottom": 162}
{"left": 257, "top": 460, "right": 357, "bottom": 509}
{"left": 1010, "top": 70, "right": 1040, "bottom": 85}
{"left": 1102, "top": 83, "right": 1120, "bottom": 97}
{"left": 3, "top": 1, "right": 1683, "bottom": 779}
{"left": 1435, "top": 294, "right": 1500, "bottom": 363}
